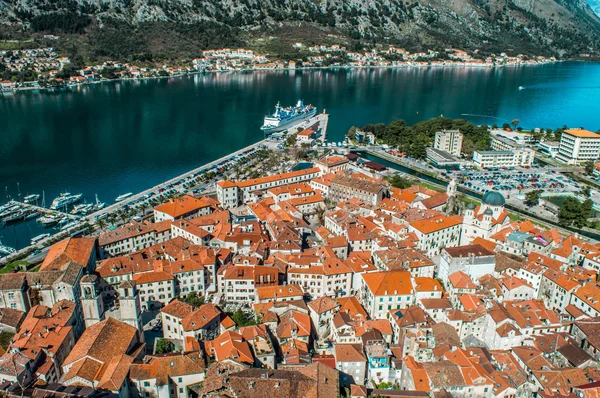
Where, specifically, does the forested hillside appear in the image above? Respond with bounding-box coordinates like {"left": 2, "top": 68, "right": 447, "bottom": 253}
{"left": 1, "top": 0, "right": 599, "bottom": 61}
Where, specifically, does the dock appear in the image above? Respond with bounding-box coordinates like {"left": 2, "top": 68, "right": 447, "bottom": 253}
{"left": 0, "top": 138, "right": 274, "bottom": 266}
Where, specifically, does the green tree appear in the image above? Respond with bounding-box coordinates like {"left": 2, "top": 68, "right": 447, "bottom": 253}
{"left": 584, "top": 160, "right": 596, "bottom": 175}
{"left": 558, "top": 197, "right": 591, "bottom": 228}
{"left": 181, "top": 292, "right": 205, "bottom": 307}
{"left": 231, "top": 308, "right": 257, "bottom": 327}
{"left": 155, "top": 338, "right": 174, "bottom": 354}
{"left": 386, "top": 175, "right": 412, "bottom": 189}
{"left": 285, "top": 134, "right": 297, "bottom": 147}
{"left": 511, "top": 119, "right": 520, "bottom": 130}
{"left": 525, "top": 190, "right": 542, "bottom": 206}
{"left": 347, "top": 126, "right": 357, "bottom": 141}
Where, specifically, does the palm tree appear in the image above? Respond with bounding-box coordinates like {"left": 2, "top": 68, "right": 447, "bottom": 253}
{"left": 119, "top": 211, "right": 129, "bottom": 224}
{"left": 96, "top": 219, "right": 107, "bottom": 231}
{"left": 139, "top": 203, "right": 149, "bottom": 216}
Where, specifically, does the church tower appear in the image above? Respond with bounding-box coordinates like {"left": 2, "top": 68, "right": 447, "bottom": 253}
{"left": 81, "top": 274, "right": 104, "bottom": 328}
{"left": 447, "top": 179, "right": 457, "bottom": 197}
{"left": 118, "top": 280, "right": 143, "bottom": 338}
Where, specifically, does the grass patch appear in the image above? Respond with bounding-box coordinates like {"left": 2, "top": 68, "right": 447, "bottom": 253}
{"left": 508, "top": 213, "right": 527, "bottom": 222}
{"left": 0, "top": 40, "right": 38, "bottom": 51}
{"left": 458, "top": 195, "right": 480, "bottom": 207}
{"left": 0, "top": 260, "right": 29, "bottom": 274}
{"left": 0, "top": 332, "right": 13, "bottom": 350}
{"left": 416, "top": 181, "right": 445, "bottom": 192}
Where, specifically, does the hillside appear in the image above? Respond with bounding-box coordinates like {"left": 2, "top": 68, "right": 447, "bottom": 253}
{"left": 1, "top": 0, "right": 600, "bottom": 61}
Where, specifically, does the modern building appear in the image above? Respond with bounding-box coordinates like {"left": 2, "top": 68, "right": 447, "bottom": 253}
{"left": 473, "top": 148, "right": 534, "bottom": 169}
{"left": 489, "top": 129, "right": 533, "bottom": 149}
{"left": 434, "top": 129, "right": 463, "bottom": 156}
{"left": 426, "top": 147, "right": 464, "bottom": 169}
{"left": 538, "top": 141, "right": 560, "bottom": 158}
{"left": 556, "top": 128, "right": 600, "bottom": 165}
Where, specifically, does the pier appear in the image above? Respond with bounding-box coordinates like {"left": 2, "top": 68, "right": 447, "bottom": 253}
{"left": 0, "top": 138, "right": 273, "bottom": 266}
{"left": 0, "top": 113, "right": 333, "bottom": 266}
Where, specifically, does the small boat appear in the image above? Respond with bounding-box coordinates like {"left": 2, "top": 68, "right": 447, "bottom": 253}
{"left": 92, "top": 194, "right": 106, "bottom": 211}
{"left": 50, "top": 193, "right": 83, "bottom": 210}
{"left": 24, "top": 211, "right": 40, "bottom": 220}
{"left": 0, "top": 202, "right": 16, "bottom": 213}
{"left": 38, "top": 214, "right": 60, "bottom": 226}
{"left": 4, "top": 211, "right": 24, "bottom": 224}
{"left": 0, "top": 240, "right": 15, "bottom": 257}
{"left": 71, "top": 203, "right": 93, "bottom": 215}
{"left": 23, "top": 194, "right": 40, "bottom": 204}
{"left": 60, "top": 221, "right": 79, "bottom": 231}
{"left": 115, "top": 192, "right": 133, "bottom": 202}
{"left": 31, "top": 233, "right": 50, "bottom": 244}
{"left": 518, "top": 86, "right": 524, "bottom": 90}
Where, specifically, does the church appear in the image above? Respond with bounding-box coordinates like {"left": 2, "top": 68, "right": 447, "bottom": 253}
{"left": 461, "top": 190, "right": 511, "bottom": 245}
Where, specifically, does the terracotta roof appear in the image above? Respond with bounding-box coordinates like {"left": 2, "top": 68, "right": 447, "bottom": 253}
{"left": 181, "top": 304, "right": 222, "bottom": 331}
{"left": 40, "top": 237, "right": 96, "bottom": 271}
{"left": 277, "top": 311, "right": 311, "bottom": 340}
{"left": 410, "top": 215, "right": 462, "bottom": 234}
{"left": 154, "top": 195, "right": 210, "bottom": 218}
{"left": 63, "top": 318, "right": 139, "bottom": 389}
{"left": 334, "top": 343, "right": 366, "bottom": 363}
{"left": 160, "top": 299, "right": 193, "bottom": 319}
{"left": 308, "top": 296, "right": 338, "bottom": 315}
{"left": 205, "top": 331, "right": 254, "bottom": 364}
{"left": 448, "top": 271, "right": 476, "bottom": 289}
{"left": 129, "top": 352, "right": 205, "bottom": 385}
{"left": 0, "top": 308, "right": 25, "bottom": 328}
{"left": 361, "top": 270, "right": 413, "bottom": 296}
{"left": 472, "top": 237, "right": 497, "bottom": 252}
{"left": 445, "top": 244, "right": 494, "bottom": 258}
{"left": 256, "top": 285, "right": 304, "bottom": 300}
{"left": 133, "top": 270, "right": 174, "bottom": 285}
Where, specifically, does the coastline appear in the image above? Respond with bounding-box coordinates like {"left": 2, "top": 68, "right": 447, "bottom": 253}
{"left": 1, "top": 58, "right": 565, "bottom": 95}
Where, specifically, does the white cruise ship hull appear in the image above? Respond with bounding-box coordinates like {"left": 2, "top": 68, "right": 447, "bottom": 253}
{"left": 261, "top": 109, "right": 317, "bottom": 134}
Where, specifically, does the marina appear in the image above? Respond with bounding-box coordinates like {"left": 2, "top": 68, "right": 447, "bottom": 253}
{"left": 0, "top": 111, "right": 329, "bottom": 263}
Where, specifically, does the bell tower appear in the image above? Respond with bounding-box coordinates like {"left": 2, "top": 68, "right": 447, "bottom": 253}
{"left": 81, "top": 274, "right": 104, "bottom": 328}
{"left": 118, "top": 280, "right": 143, "bottom": 337}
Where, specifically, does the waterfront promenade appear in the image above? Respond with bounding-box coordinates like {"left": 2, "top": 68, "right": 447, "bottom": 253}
{"left": 0, "top": 112, "right": 331, "bottom": 266}
{"left": 0, "top": 138, "right": 269, "bottom": 266}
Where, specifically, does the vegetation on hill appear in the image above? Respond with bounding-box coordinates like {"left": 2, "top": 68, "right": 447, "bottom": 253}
{"left": 1, "top": 0, "right": 600, "bottom": 62}
{"left": 352, "top": 117, "right": 491, "bottom": 159}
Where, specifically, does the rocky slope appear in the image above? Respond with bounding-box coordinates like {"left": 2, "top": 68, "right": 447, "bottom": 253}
{"left": 2, "top": 0, "right": 600, "bottom": 58}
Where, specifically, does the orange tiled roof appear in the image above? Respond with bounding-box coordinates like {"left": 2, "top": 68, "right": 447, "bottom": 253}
{"left": 361, "top": 270, "right": 413, "bottom": 296}
{"left": 154, "top": 195, "right": 210, "bottom": 218}
{"left": 410, "top": 215, "right": 463, "bottom": 234}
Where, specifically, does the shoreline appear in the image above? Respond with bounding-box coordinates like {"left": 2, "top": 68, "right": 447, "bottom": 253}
{"left": 1, "top": 59, "right": 567, "bottom": 95}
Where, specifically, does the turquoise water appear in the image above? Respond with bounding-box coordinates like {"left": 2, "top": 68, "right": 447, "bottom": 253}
{"left": 1, "top": 63, "right": 600, "bottom": 249}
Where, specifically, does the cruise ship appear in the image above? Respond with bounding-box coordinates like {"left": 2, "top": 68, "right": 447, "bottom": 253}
{"left": 260, "top": 99, "right": 317, "bottom": 134}
{"left": 50, "top": 192, "right": 83, "bottom": 210}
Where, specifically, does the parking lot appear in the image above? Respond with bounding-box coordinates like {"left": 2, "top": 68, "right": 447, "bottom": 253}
{"left": 445, "top": 167, "right": 581, "bottom": 198}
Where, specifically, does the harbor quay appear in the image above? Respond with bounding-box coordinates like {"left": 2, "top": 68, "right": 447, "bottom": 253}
{"left": 0, "top": 139, "right": 269, "bottom": 265}
{"left": 0, "top": 112, "right": 330, "bottom": 266}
